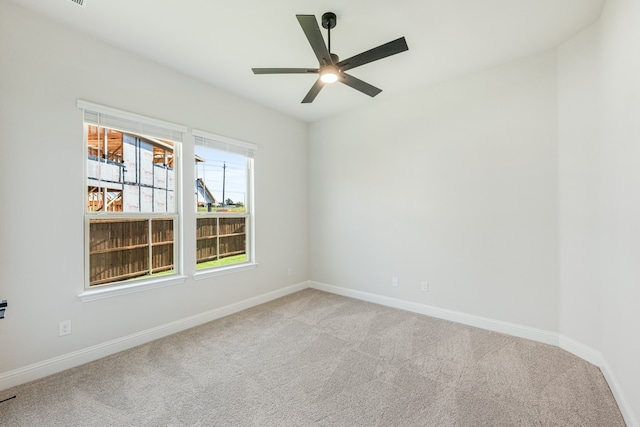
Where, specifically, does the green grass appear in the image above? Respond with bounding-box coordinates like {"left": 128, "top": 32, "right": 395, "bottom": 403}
{"left": 196, "top": 254, "right": 247, "bottom": 269}
{"left": 197, "top": 206, "right": 246, "bottom": 213}
{"left": 149, "top": 269, "right": 174, "bottom": 277}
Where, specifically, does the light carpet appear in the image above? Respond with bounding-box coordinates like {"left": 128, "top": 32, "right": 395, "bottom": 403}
{"left": 0, "top": 289, "right": 625, "bottom": 426}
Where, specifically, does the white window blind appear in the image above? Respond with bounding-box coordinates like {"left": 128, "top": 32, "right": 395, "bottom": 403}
{"left": 77, "top": 99, "right": 187, "bottom": 141}
{"left": 193, "top": 129, "right": 257, "bottom": 158}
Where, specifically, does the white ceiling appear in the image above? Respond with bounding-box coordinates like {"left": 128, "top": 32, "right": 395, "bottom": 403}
{"left": 9, "top": 0, "right": 605, "bottom": 123}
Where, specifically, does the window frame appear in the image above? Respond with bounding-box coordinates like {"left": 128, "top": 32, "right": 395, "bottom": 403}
{"left": 78, "top": 100, "right": 187, "bottom": 301}
{"left": 193, "top": 129, "right": 257, "bottom": 280}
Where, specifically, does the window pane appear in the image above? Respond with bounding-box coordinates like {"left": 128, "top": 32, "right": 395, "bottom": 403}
{"left": 196, "top": 217, "right": 218, "bottom": 263}
{"left": 89, "top": 218, "right": 174, "bottom": 287}
{"left": 196, "top": 217, "right": 247, "bottom": 269}
{"left": 195, "top": 145, "right": 247, "bottom": 212}
{"left": 151, "top": 218, "right": 174, "bottom": 275}
{"left": 87, "top": 125, "right": 176, "bottom": 214}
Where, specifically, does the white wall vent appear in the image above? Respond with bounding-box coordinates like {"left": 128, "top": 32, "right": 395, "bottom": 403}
{"left": 68, "top": 0, "right": 86, "bottom": 7}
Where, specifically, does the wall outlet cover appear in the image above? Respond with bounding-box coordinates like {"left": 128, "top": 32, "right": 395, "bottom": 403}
{"left": 59, "top": 320, "right": 72, "bottom": 336}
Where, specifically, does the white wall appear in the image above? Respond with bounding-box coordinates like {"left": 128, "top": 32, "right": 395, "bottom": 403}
{"left": 309, "top": 50, "right": 559, "bottom": 332}
{"left": 0, "top": 1, "right": 308, "bottom": 374}
{"left": 557, "top": 22, "right": 603, "bottom": 353}
{"left": 558, "top": 0, "right": 640, "bottom": 422}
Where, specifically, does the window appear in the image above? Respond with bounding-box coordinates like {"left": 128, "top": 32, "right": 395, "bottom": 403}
{"left": 79, "top": 100, "right": 186, "bottom": 293}
{"left": 194, "top": 130, "right": 256, "bottom": 273}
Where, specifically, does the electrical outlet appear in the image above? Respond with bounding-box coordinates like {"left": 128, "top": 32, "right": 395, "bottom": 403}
{"left": 392, "top": 277, "right": 399, "bottom": 287}
{"left": 59, "top": 320, "right": 72, "bottom": 336}
{"left": 287, "top": 267, "right": 293, "bottom": 277}
{"left": 421, "top": 281, "right": 429, "bottom": 292}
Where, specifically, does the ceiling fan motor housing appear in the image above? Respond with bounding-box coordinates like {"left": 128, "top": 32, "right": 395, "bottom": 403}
{"left": 322, "top": 12, "right": 336, "bottom": 29}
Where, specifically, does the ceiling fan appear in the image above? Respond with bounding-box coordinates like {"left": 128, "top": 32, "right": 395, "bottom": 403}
{"left": 252, "top": 12, "right": 409, "bottom": 103}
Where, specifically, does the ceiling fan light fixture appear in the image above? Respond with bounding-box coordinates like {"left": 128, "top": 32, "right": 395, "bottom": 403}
{"left": 320, "top": 66, "right": 339, "bottom": 83}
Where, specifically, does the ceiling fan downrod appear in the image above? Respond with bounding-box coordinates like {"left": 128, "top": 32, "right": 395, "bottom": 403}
{"left": 322, "top": 12, "right": 337, "bottom": 59}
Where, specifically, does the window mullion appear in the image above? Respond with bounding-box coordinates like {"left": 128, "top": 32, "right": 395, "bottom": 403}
{"left": 216, "top": 217, "right": 220, "bottom": 261}
{"left": 148, "top": 217, "right": 153, "bottom": 276}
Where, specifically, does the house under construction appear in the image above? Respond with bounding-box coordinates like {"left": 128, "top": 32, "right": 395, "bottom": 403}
{"left": 87, "top": 125, "right": 176, "bottom": 213}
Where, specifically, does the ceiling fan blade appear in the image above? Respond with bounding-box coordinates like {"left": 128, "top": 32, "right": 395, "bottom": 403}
{"left": 252, "top": 68, "right": 318, "bottom": 74}
{"left": 339, "top": 73, "right": 382, "bottom": 98}
{"left": 296, "top": 15, "right": 333, "bottom": 66}
{"left": 337, "top": 37, "right": 408, "bottom": 72}
{"left": 301, "top": 79, "right": 325, "bottom": 103}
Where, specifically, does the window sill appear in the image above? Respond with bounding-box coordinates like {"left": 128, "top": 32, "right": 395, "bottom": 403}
{"left": 193, "top": 262, "right": 258, "bottom": 281}
{"left": 78, "top": 275, "right": 187, "bottom": 302}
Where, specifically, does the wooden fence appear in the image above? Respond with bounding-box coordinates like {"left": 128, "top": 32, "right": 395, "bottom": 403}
{"left": 195, "top": 217, "right": 246, "bottom": 263}
{"left": 89, "top": 217, "right": 245, "bottom": 286}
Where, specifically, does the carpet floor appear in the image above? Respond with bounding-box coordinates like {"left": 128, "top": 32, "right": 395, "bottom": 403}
{"left": 0, "top": 289, "right": 625, "bottom": 426}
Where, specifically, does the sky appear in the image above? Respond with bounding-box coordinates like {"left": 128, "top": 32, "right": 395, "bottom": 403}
{"left": 194, "top": 146, "right": 247, "bottom": 205}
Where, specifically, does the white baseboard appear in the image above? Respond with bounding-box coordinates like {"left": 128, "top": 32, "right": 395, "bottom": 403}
{"left": 559, "top": 335, "right": 639, "bottom": 427}
{"left": 0, "top": 281, "right": 309, "bottom": 392}
{"left": 309, "top": 281, "right": 559, "bottom": 346}
{"left": 310, "top": 281, "right": 638, "bottom": 427}
{"left": 598, "top": 356, "right": 639, "bottom": 427}
{"left": 557, "top": 336, "right": 639, "bottom": 426}
{"left": 558, "top": 334, "right": 603, "bottom": 366}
